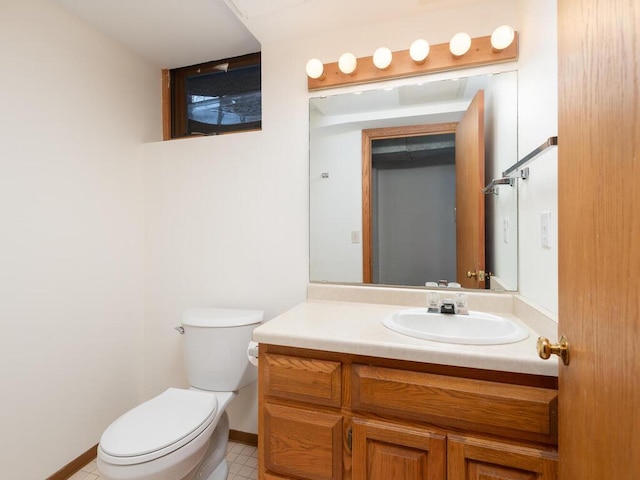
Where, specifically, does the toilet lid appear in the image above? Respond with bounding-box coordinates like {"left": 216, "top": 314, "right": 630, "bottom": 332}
{"left": 100, "top": 388, "right": 218, "bottom": 459}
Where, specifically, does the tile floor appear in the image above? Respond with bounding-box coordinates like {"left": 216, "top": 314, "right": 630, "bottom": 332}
{"left": 69, "top": 441, "right": 258, "bottom": 480}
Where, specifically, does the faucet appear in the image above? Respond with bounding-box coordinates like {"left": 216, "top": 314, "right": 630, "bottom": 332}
{"left": 440, "top": 299, "right": 457, "bottom": 314}
{"left": 427, "top": 292, "right": 469, "bottom": 315}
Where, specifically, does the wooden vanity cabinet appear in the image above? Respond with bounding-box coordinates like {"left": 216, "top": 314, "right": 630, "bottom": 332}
{"left": 259, "top": 345, "right": 558, "bottom": 480}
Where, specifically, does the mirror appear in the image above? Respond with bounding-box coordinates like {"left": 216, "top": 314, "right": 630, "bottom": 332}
{"left": 309, "top": 71, "right": 518, "bottom": 290}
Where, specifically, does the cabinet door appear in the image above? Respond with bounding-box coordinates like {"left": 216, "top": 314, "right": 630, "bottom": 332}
{"left": 448, "top": 434, "right": 557, "bottom": 480}
{"left": 352, "top": 418, "right": 446, "bottom": 480}
{"left": 263, "top": 403, "right": 343, "bottom": 480}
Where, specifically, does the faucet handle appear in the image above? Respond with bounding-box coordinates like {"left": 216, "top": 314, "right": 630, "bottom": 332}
{"left": 427, "top": 292, "right": 441, "bottom": 312}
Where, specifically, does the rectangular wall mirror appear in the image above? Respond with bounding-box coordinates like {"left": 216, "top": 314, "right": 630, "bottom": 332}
{"left": 309, "top": 70, "right": 518, "bottom": 291}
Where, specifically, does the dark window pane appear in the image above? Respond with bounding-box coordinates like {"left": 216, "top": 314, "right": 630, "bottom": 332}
{"left": 170, "top": 53, "right": 261, "bottom": 138}
{"left": 185, "top": 64, "right": 261, "bottom": 135}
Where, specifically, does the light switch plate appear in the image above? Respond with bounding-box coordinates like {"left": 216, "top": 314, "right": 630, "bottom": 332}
{"left": 503, "top": 218, "right": 509, "bottom": 244}
{"left": 540, "top": 211, "right": 552, "bottom": 248}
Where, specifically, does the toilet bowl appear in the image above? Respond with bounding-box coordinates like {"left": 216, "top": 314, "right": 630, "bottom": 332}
{"left": 97, "top": 308, "right": 263, "bottom": 480}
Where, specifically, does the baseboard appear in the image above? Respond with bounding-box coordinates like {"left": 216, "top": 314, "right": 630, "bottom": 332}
{"left": 47, "top": 431, "right": 258, "bottom": 479}
{"left": 229, "top": 429, "right": 258, "bottom": 447}
{"left": 46, "top": 444, "right": 98, "bottom": 480}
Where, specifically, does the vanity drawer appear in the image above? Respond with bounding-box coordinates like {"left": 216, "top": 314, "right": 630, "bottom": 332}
{"left": 262, "top": 353, "right": 342, "bottom": 408}
{"left": 351, "top": 364, "right": 558, "bottom": 444}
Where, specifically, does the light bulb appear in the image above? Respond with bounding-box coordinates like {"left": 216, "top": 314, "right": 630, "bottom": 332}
{"left": 449, "top": 32, "right": 472, "bottom": 57}
{"left": 409, "top": 39, "right": 430, "bottom": 63}
{"left": 305, "top": 58, "right": 324, "bottom": 79}
{"left": 338, "top": 53, "right": 357, "bottom": 75}
{"left": 373, "top": 47, "right": 393, "bottom": 70}
{"left": 491, "top": 25, "right": 515, "bottom": 51}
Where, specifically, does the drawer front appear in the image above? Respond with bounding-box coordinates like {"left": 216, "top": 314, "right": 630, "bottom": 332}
{"left": 351, "top": 365, "right": 558, "bottom": 444}
{"left": 263, "top": 403, "right": 343, "bottom": 480}
{"left": 263, "top": 353, "right": 342, "bottom": 407}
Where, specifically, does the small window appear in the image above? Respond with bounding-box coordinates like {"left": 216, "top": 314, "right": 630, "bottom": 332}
{"left": 170, "top": 52, "right": 261, "bottom": 138}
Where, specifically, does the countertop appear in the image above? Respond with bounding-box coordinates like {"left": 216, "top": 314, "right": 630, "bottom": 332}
{"left": 252, "top": 299, "right": 558, "bottom": 377}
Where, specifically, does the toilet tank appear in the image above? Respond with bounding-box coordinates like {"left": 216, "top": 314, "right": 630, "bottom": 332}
{"left": 180, "top": 308, "right": 264, "bottom": 392}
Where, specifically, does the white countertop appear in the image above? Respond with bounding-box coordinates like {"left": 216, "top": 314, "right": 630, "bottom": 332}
{"left": 253, "top": 299, "right": 559, "bottom": 377}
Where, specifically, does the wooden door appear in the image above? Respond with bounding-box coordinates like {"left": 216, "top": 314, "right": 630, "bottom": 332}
{"left": 557, "top": 0, "right": 640, "bottom": 478}
{"left": 455, "top": 91, "right": 485, "bottom": 288}
{"left": 352, "top": 418, "right": 446, "bottom": 480}
{"left": 448, "top": 435, "right": 557, "bottom": 480}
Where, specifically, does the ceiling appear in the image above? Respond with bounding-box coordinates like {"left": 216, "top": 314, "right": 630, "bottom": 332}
{"left": 49, "top": 0, "right": 479, "bottom": 69}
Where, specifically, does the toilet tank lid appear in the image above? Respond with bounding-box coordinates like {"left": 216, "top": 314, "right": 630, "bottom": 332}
{"left": 181, "top": 308, "right": 264, "bottom": 328}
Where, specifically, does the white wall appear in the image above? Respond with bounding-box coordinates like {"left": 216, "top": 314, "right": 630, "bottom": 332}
{"left": 485, "top": 71, "right": 519, "bottom": 290}
{"left": 310, "top": 129, "right": 364, "bottom": 282}
{"left": 0, "top": 0, "right": 160, "bottom": 477}
{"left": 141, "top": 44, "right": 310, "bottom": 433}
{"left": 141, "top": 0, "right": 534, "bottom": 437}
{"left": 517, "top": 0, "right": 559, "bottom": 316}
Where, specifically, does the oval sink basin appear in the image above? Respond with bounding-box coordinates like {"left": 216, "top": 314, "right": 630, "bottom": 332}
{"left": 383, "top": 308, "right": 529, "bottom": 345}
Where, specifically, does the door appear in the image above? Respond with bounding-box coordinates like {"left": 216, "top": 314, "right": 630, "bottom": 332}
{"left": 262, "top": 403, "right": 343, "bottom": 480}
{"left": 352, "top": 418, "right": 446, "bottom": 480}
{"left": 557, "top": 0, "right": 640, "bottom": 478}
{"left": 455, "top": 91, "right": 485, "bottom": 288}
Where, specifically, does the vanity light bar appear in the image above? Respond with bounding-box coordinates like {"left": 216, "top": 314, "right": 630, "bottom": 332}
{"left": 307, "top": 32, "right": 518, "bottom": 92}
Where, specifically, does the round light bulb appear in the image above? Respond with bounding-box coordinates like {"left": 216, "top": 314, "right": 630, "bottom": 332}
{"left": 338, "top": 53, "right": 357, "bottom": 75}
{"left": 409, "top": 39, "right": 430, "bottom": 63}
{"left": 373, "top": 47, "right": 393, "bottom": 70}
{"left": 449, "top": 32, "right": 472, "bottom": 57}
{"left": 305, "top": 58, "right": 324, "bottom": 79}
{"left": 491, "top": 25, "right": 515, "bottom": 51}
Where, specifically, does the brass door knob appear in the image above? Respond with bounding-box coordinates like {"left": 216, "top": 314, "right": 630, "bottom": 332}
{"left": 537, "top": 336, "right": 570, "bottom": 365}
{"left": 466, "top": 270, "right": 486, "bottom": 281}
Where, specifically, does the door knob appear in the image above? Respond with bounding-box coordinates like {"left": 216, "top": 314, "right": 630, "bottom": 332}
{"left": 466, "top": 270, "right": 486, "bottom": 281}
{"left": 537, "top": 336, "right": 570, "bottom": 365}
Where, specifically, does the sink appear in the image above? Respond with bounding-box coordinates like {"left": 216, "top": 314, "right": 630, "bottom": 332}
{"left": 382, "top": 308, "right": 530, "bottom": 345}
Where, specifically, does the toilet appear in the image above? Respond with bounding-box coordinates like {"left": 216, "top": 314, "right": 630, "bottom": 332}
{"left": 97, "top": 308, "right": 263, "bottom": 480}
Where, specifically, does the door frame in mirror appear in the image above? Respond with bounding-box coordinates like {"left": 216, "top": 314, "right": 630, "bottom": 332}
{"left": 362, "top": 123, "right": 459, "bottom": 283}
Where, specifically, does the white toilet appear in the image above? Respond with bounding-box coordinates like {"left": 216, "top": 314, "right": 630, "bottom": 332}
{"left": 97, "top": 308, "right": 263, "bottom": 480}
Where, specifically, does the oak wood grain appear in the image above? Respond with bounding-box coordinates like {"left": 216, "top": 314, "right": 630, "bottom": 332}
{"left": 351, "top": 364, "right": 557, "bottom": 444}
{"left": 455, "top": 91, "right": 485, "bottom": 288}
{"left": 263, "top": 353, "right": 342, "bottom": 408}
{"left": 557, "top": 0, "right": 640, "bottom": 477}
{"left": 263, "top": 403, "right": 343, "bottom": 480}
{"left": 448, "top": 434, "right": 557, "bottom": 480}
{"left": 353, "top": 418, "right": 446, "bottom": 480}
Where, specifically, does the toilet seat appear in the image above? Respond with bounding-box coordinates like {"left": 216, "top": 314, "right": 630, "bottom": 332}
{"left": 99, "top": 388, "right": 218, "bottom": 466}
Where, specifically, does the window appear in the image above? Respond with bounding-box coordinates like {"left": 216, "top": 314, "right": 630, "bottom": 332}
{"left": 169, "top": 52, "right": 261, "bottom": 138}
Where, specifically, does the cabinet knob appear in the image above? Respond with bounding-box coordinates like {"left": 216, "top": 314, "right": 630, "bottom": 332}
{"left": 537, "top": 336, "right": 570, "bottom": 365}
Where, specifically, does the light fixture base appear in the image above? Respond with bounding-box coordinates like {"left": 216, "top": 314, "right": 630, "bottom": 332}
{"left": 307, "top": 33, "right": 518, "bottom": 91}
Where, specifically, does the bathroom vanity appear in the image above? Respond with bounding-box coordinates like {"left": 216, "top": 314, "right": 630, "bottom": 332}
{"left": 254, "top": 291, "right": 559, "bottom": 480}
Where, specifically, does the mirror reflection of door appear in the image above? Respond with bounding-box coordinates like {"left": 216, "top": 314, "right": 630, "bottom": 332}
{"left": 362, "top": 91, "right": 485, "bottom": 287}
{"left": 455, "top": 91, "right": 485, "bottom": 288}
